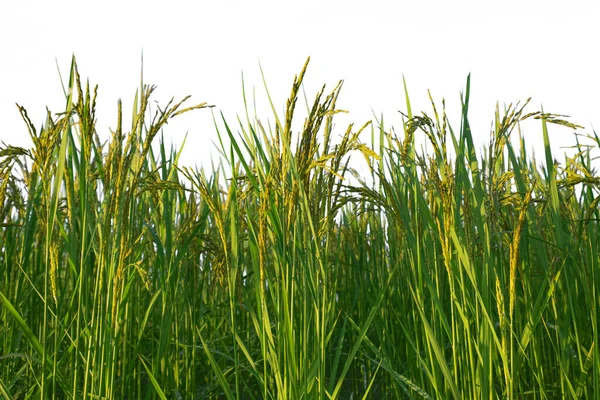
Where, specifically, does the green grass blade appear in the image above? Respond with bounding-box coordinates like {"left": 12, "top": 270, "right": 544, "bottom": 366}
{"left": 139, "top": 355, "right": 167, "bottom": 400}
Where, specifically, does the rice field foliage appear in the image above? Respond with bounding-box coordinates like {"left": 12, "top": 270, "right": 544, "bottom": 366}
{"left": 0, "top": 56, "right": 599, "bottom": 399}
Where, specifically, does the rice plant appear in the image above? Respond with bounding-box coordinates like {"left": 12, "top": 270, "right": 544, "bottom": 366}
{"left": 0, "top": 56, "right": 598, "bottom": 399}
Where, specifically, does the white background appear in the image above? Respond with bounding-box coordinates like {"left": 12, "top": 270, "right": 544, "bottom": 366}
{"left": 1, "top": 0, "right": 598, "bottom": 171}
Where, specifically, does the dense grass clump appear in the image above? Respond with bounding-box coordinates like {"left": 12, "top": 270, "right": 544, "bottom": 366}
{"left": 0, "top": 57, "right": 599, "bottom": 399}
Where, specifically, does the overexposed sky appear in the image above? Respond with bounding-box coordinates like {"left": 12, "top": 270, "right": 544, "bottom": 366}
{"left": 1, "top": 0, "right": 598, "bottom": 170}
